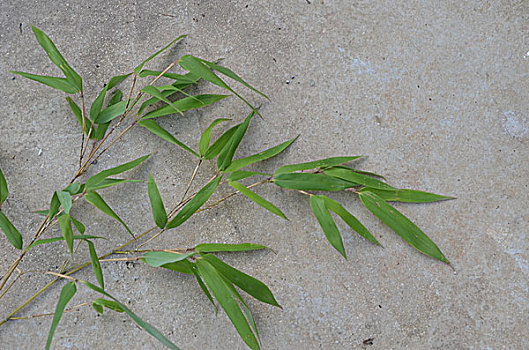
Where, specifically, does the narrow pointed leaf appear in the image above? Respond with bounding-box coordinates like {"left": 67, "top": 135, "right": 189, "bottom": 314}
{"left": 92, "top": 302, "right": 104, "bottom": 315}
{"left": 321, "top": 196, "right": 380, "bottom": 245}
{"left": 139, "top": 119, "right": 199, "bottom": 157}
{"left": 10, "top": 72, "right": 78, "bottom": 93}
{"left": 46, "top": 282, "right": 77, "bottom": 350}
{"left": 71, "top": 217, "right": 85, "bottom": 234}
{"left": 229, "top": 181, "right": 287, "bottom": 219}
{"left": 27, "top": 235, "right": 104, "bottom": 250}
{"left": 148, "top": 172, "right": 167, "bottom": 228}
{"left": 166, "top": 176, "right": 222, "bottom": 229}
{"left": 81, "top": 281, "right": 180, "bottom": 350}
{"left": 191, "top": 267, "right": 217, "bottom": 313}
{"left": 203, "top": 125, "right": 239, "bottom": 159}
{"left": 66, "top": 97, "right": 92, "bottom": 136}
{"left": 134, "top": 35, "right": 186, "bottom": 74}
{"left": 142, "top": 85, "right": 183, "bottom": 115}
{"left": 273, "top": 173, "right": 356, "bottom": 192}
{"left": 57, "top": 191, "right": 72, "bottom": 214}
{"left": 87, "top": 178, "right": 143, "bottom": 191}
{"left": 199, "top": 118, "right": 231, "bottom": 156}
{"left": 228, "top": 171, "right": 270, "bottom": 182}
{"left": 93, "top": 298, "right": 124, "bottom": 313}
{"left": 217, "top": 111, "right": 254, "bottom": 171}
{"left": 63, "top": 182, "right": 82, "bottom": 195}
{"left": 58, "top": 214, "right": 74, "bottom": 255}
{"left": 274, "top": 156, "right": 362, "bottom": 175}
{"left": 195, "top": 243, "right": 269, "bottom": 253}
{"left": 85, "top": 154, "right": 150, "bottom": 190}
{"left": 107, "top": 74, "right": 131, "bottom": 90}
{"left": 31, "top": 25, "right": 82, "bottom": 90}
{"left": 309, "top": 195, "right": 346, "bottom": 258}
{"left": 359, "top": 187, "right": 455, "bottom": 203}
{"left": 85, "top": 192, "right": 133, "bottom": 236}
{"left": 359, "top": 191, "right": 449, "bottom": 263}
{"left": 196, "top": 260, "right": 260, "bottom": 350}
{"left": 108, "top": 89, "right": 123, "bottom": 106}
{"left": 200, "top": 253, "right": 281, "bottom": 308}
{"left": 0, "top": 211, "right": 22, "bottom": 250}
{"left": 141, "top": 94, "right": 230, "bottom": 119}
{"left": 0, "top": 168, "right": 8, "bottom": 204}
{"left": 94, "top": 100, "right": 127, "bottom": 124}
{"left": 142, "top": 251, "right": 194, "bottom": 267}
{"left": 86, "top": 240, "right": 104, "bottom": 289}
{"left": 324, "top": 167, "right": 394, "bottom": 190}
{"left": 159, "top": 259, "right": 195, "bottom": 275}
{"left": 224, "top": 136, "right": 298, "bottom": 172}
{"left": 48, "top": 192, "right": 60, "bottom": 221}
{"left": 138, "top": 69, "right": 198, "bottom": 84}
{"left": 138, "top": 77, "right": 199, "bottom": 115}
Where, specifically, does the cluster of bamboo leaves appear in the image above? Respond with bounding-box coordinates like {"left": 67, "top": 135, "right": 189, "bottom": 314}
{"left": 0, "top": 26, "right": 453, "bottom": 350}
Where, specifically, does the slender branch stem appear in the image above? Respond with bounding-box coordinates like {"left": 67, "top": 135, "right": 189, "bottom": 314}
{"left": 78, "top": 92, "right": 87, "bottom": 167}
{"left": 7, "top": 302, "right": 90, "bottom": 321}
{"left": 181, "top": 159, "right": 202, "bottom": 202}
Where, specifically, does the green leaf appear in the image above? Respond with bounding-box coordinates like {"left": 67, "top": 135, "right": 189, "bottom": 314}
{"left": 191, "top": 266, "right": 217, "bottom": 313}
{"left": 108, "top": 89, "right": 123, "bottom": 106}
{"left": 203, "top": 125, "right": 239, "bottom": 160}
{"left": 81, "top": 280, "right": 180, "bottom": 350}
{"left": 56, "top": 191, "right": 72, "bottom": 214}
{"left": 71, "top": 217, "right": 85, "bottom": 234}
{"left": 159, "top": 259, "right": 195, "bottom": 275}
{"left": 359, "top": 191, "right": 449, "bottom": 263}
{"left": 10, "top": 71, "right": 78, "bottom": 94}
{"left": 86, "top": 178, "right": 142, "bottom": 191}
{"left": 274, "top": 156, "right": 362, "bottom": 175}
{"left": 58, "top": 214, "right": 74, "bottom": 255}
{"left": 92, "top": 302, "right": 104, "bottom": 315}
{"left": 359, "top": 187, "right": 455, "bottom": 203}
{"left": 196, "top": 259, "right": 260, "bottom": 350}
{"left": 63, "top": 182, "right": 82, "bottom": 195}
{"left": 309, "top": 195, "right": 346, "bottom": 258}
{"left": 141, "top": 94, "right": 230, "bottom": 119}
{"left": 87, "top": 240, "right": 104, "bottom": 289}
{"left": 138, "top": 69, "right": 197, "bottom": 84}
{"left": 142, "top": 85, "right": 183, "bottom": 115}
{"left": 48, "top": 192, "right": 60, "bottom": 221}
{"left": 31, "top": 26, "right": 82, "bottom": 91}
{"left": 46, "top": 282, "right": 77, "bottom": 350}
{"left": 217, "top": 111, "right": 255, "bottom": 171}
{"left": 142, "top": 251, "right": 195, "bottom": 268}
{"left": 224, "top": 136, "right": 298, "bottom": 173}
{"left": 227, "top": 171, "right": 270, "bottom": 182}
{"left": 85, "top": 192, "right": 133, "bottom": 237}
{"left": 27, "top": 235, "right": 104, "bottom": 250}
{"left": 0, "top": 211, "right": 23, "bottom": 250}
{"left": 320, "top": 196, "right": 380, "bottom": 245}
{"left": 93, "top": 100, "right": 127, "bottom": 124}
{"left": 85, "top": 154, "right": 150, "bottom": 190}
{"left": 324, "top": 167, "right": 394, "bottom": 190}
{"left": 138, "top": 77, "right": 199, "bottom": 115}
{"left": 107, "top": 74, "right": 131, "bottom": 90}
{"left": 229, "top": 181, "right": 287, "bottom": 220}
{"left": 92, "top": 298, "right": 124, "bottom": 313}
{"left": 273, "top": 173, "right": 356, "bottom": 192}
{"left": 0, "top": 168, "right": 8, "bottom": 204}
{"left": 65, "top": 97, "right": 92, "bottom": 136}
{"left": 148, "top": 172, "right": 167, "bottom": 229}
{"left": 138, "top": 119, "right": 199, "bottom": 157}
{"left": 200, "top": 253, "right": 281, "bottom": 308}
{"left": 166, "top": 176, "right": 222, "bottom": 229}
{"left": 195, "top": 243, "right": 269, "bottom": 253}
{"left": 200, "top": 59, "right": 269, "bottom": 100}
{"left": 199, "top": 118, "right": 231, "bottom": 156}
{"left": 134, "top": 35, "right": 186, "bottom": 74}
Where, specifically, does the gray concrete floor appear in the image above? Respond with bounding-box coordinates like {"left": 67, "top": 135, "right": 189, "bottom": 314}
{"left": 0, "top": 0, "right": 528, "bottom": 349}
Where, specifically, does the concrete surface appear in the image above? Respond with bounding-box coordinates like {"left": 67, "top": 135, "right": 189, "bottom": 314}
{"left": 0, "top": 0, "right": 528, "bottom": 349}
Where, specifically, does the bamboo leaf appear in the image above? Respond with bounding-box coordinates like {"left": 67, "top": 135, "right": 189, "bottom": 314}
{"left": 66, "top": 97, "right": 93, "bottom": 137}
{"left": 81, "top": 280, "right": 180, "bottom": 350}
{"left": 200, "top": 253, "right": 281, "bottom": 308}
{"left": 224, "top": 136, "right": 298, "bottom": 173}
{"left": 324, "top": 167, "right": 394, "bottom": 190}
{"left": 273, "top": 173, "right": 356, "bottom": 192}
{"left": 148, "top": 171, "right": 168, "bottom": 229}
{"left": 274, "top": 156, "right": 362, "bottom": 175}
{"left": 227, "top": 171, "right": 270, "bottom": 182}
{"left": 229, "top": 181, "right": 287, "bottom": 219}
{"left": 309, "top": 195, "right": 346, "bottom": 258}
{"left": 71, "top": 217, "right": 85, "bottom": 234}
{"left": 93, "top": 100, "right": 127, "bottom": 124}
{"left": 141, "top": 94, "right": 230, "bottom": 119}
{"left": 108, "top": 89, "right": 123, "bottom": 106}
{"left": 138, "top": 119, "right": 199, "bottom": 157}
{"left": 142, "top": 85, "right": 183, "bottom": 115}
{"left": 138, "top": 69, "right": 197, "bottom": 84}
{"left": 86, "top": 178, "right": 143, "bottom": 191}
{"left": 203, "top": 125, "right": 239, "bottom": 160}
{"left": 46, "top": 282, "right": 77, "bottom": 350}
{"left": 92, "top": 302, "right": 104, "bottom": 315}
{"left": 196, "top": 259, "right": 260, "bottom": 350}
{"left": 0, "top": 211, "right": 23, "bottom": 250}
{"left": 359, "top": 191, "right": 449, "bottom": 263}
{"left": 134, "top": 35, "right": 186, "bottom": 74}
{"left": 195, "top": 243, "right": 269, "bottom": 253}
{"left": 63, "top": 182, "right": 82, "bottom": 195}
{"left": 321, "top": 196, "right": 380, "bottom": 245}
{"left": 48, "top": 192, "right": 60, "bottom": 221}
{"left": 58, "top": 214, "right": 74, "bottom": 255}
{"left": 92, "top": 298, "right": 124, "bottom": 313}
{"left": 142, "top": 251, "right": 194, "bottom": 268}
{"left": 138, "top": 77, "right": 199, "bottom": 115}
{"left": 27, "top": 235, "right": 105, "bottom": 250}
{"left": 85, "top": 192, "right": 133, "bottom": 236}
{"left": 85, "top": 154, "right": 150, "bottom": 190}
{"left": 359, "top": 187, "right": 455, "bottom": 203}
{"left": 10, "top": 71, "right": 78, "bottom": 94}
{"left": 166, "top": 176, "right": 222, "bottom": 229}
{"left": 0, "top": 168, "right": 8, "bottom": 204}
{"left": 56, "top": 191, "right": 72, "bottom": 214}
{"left": 159, "top": 259, "right": 195, "bottom": 275}
{"left": 199, "top": 118, "right": 231, "bottom": 156}
{"left": 191, "top": 266, "right": 217, "bottom": 313}
{"left": 86, "top": 240, "right": 104, "bottom": 289}
{"left": 217, "top": 110, "right": 255, "bottom": 171}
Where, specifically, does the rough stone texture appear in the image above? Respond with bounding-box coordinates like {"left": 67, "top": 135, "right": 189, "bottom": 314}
{"left": 0, "top": 1, "right": 527, "bottom": 349}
